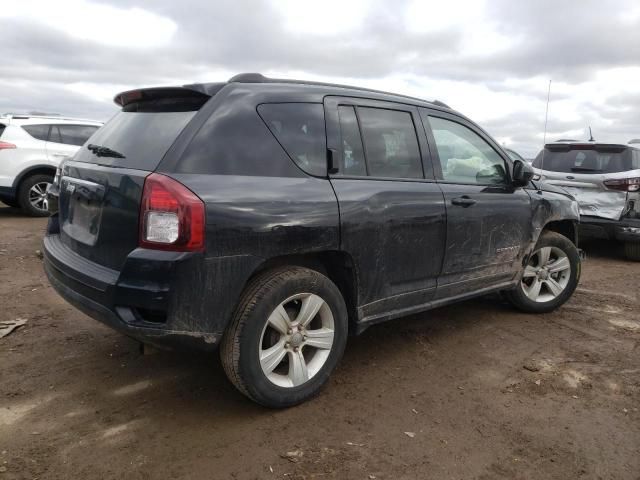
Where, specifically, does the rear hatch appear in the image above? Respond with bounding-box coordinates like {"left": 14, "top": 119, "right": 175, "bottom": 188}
{"left": 533, "top": 143, "right": 639, "bottom": 220}
{"left": 57, "top": 87, "right": 213, "bottom": 270}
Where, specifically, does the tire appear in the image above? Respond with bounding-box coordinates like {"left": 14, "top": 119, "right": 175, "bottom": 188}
{"left": 624, "top": 242, "right": 640, "bottom": 261}
{"left": 506, "top": 231, "right": 581, "bottom": 313}
{"left": 221, "top": 266, "right": 348, "bottom": 408}
{"left": 18, "top": 174, "right": 53, "bottom": 217}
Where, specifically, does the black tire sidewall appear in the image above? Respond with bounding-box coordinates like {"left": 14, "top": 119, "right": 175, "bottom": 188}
{"left": 509, "top": 232, "right": 580, "bottom": 313}
{"left": 624, "top": 242, "right": 640, "bottom": 261}
{"left": 18, "top": 174, "right": 53, "bottom": 217}
{"left": 234, "top": 269, "right": 348, "bottom": 408}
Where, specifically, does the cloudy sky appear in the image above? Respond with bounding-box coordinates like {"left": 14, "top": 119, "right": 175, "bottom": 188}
{"left": 1, "top": 0, "right": 639, "bottom": 156}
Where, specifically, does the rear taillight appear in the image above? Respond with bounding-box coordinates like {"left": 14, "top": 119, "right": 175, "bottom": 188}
{"left": 0, "top": 141, "right": 16, "bottom": 150}
{"left": 603, "top": 177, "right": 640, "bottom": 192}
{"left": 139, "top": 173, "right": 205, "bottom": 252}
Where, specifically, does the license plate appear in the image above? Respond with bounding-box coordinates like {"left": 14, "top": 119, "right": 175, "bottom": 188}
{"left": 62, "top": 179, "right": 105, "bottom": 245}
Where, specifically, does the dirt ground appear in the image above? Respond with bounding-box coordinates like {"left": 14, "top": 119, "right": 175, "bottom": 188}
{"left": 1, "top": 202, "right": 639, "bottom": 480}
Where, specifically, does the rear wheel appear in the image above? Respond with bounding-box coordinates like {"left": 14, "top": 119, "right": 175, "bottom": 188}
{"left": 507, "top": 231, "right": 580, "bottom": 313}
{"left": 221, "top": 266, "right": 348, "bottom": 408}
{"left": 18, "top": 174, "right": 53, "bottom": 217}
{"left": 624, "top": 242, "right": 640, "bottom": 261}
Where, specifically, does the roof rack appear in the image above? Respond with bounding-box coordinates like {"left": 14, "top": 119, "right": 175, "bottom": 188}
{"left": 0, "top": 113, "right": 102, "bottom": 123}
{"left": 227, "top": 73, "right": 451, "bottom": 109}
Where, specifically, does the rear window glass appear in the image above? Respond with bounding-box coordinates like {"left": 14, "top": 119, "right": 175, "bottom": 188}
{"left": 533, "top": 148, "right": 631, "bottom": 173}
{"left": 258, "top": 103, "right": 326, "bottom": 176}
{"left": 73, "top": 111, "right": 196, "bottom": 170}
{"left": 22, "top": 124, "right": 50, "bottom": 141}
{"left": 0, "top": 124, "right": 5, "bottom": 138}
{"left": 50, "top": 125, "right": 99, "bottom": 146}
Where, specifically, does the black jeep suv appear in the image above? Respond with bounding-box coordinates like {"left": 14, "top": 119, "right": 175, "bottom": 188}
{"left": 44, "top": 73, "right": 581, "bottom": 407}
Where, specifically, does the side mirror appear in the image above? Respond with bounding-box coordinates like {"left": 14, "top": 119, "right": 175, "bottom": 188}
{"left": 512, "top": 160, "right": 534, "bottom": 187}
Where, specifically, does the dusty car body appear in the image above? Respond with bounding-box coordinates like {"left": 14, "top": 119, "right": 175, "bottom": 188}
{"left": 533, "top": 142, "right": 640, "bottom": 259}
{"left": 43, "top": 73, "right": 582, "bottom": 406}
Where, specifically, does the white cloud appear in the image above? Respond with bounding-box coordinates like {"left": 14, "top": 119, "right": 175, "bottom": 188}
{"left": 270, "top": 0, "right": 370, "bottom": 36}
{"left": 405, "top": 0, "right": 513, "bottom": 55}
{"left": 0, "top": 0, "right": 177, "bottom": 48}
{"left": 1, "top": 0, "right": 639, "bottom": 157}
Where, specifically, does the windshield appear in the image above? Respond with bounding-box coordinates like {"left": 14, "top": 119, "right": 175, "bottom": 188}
{"left": 533, "top": 147, "right": 632, "bottom": 173}
{"left": 73, "top": 111, "right": 196, "bottom": 170}
{"left": 506, "top": 149, "right": 525, "bottom": 162}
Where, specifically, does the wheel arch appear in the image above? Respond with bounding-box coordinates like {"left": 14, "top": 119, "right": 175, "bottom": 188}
{"left": 542, "top": 220, "right": 578, "bottom": 246}
{"left": 249, "top": 251, "right": 360, "bottom": 334}
{"left": 12, "top": 164, "right": 56, "bottom": 191}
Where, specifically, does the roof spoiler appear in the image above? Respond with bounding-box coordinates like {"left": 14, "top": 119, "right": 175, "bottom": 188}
{"left": 113, "top": 84, "right": 225, "bottom": 107}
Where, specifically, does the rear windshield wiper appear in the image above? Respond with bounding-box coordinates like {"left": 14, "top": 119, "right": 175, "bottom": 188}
{"left": 570, "top": 166, "right": 602, "bottom": 172}
{"left": 87, "top": 144, "right": 126, "bottom": 159}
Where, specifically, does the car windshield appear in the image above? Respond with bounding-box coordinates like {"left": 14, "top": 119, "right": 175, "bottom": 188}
{"left": 533, "top": 147, "right": 632, "bottom": 173}
{"left": 506, "top": 149, "right": 525, "bottom": 162}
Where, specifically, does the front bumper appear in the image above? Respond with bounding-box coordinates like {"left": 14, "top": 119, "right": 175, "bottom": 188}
{"left": 579, "top": 215, "right": 640, "bottom": 243}
{"left": 43, "top": 216, "right": 223, "bottom": 351}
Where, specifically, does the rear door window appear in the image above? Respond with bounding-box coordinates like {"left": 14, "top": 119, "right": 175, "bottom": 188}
{"left": 22, "top": 124, "right": 50, "bottom": 141}
{"left": 337, "top": 106, "right": 367, "bottom": 176}
{"left": 258, "top": 103, "right": 327, "bottom": 176}
{"left": 50, "top": 125, "right": 99, "bottom": 146}
{"left": 357, "top": 107, "right": 423, "bottom": 179}
{"left": 428, "top": 116, "right": 508, "bottom": 185}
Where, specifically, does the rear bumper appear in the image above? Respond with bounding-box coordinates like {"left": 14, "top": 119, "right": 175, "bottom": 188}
{"left": 43, "top": 216, "right": 228, "bottom": 351}
{"left": 580, "top": 215, "right": 640, "bottom": 243}
{"left": 44, "top": 258, "right": 220, "bottom": 350}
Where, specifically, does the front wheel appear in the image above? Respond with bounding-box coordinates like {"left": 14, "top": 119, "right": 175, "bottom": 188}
{"left": 506, "top": 231, "right": 580, "bottom": 313}
{"left": 221, "top": 267, "right": 348, "bottom": 408}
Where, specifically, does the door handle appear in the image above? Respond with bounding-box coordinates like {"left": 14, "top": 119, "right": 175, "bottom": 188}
{"left": 52, "top": 153, "right": 69, "bottom": 158}
{"left": 451, "top": 196, "right": 476, "bottom": 207}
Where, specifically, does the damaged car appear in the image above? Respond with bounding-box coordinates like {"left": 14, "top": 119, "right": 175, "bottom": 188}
{"left": 44, "top": 73, "right": 581, "bottom": 407}
{"left": 533, "top": 141, "right": 640, "bottom": 260}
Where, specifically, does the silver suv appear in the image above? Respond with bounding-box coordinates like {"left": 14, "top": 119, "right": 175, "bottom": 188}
{"left": 533, "top": 141, "right": 640, "bottom": 260}
{"left": 0, "top": 114, "right": 102, "bottom": 216}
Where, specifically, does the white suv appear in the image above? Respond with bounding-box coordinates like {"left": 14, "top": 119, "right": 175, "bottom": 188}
{"left": 533, "top": 141, "right": 640, "bottom": 260}
{"left": 0, "top": 114, "right": 102, "bottom": 216}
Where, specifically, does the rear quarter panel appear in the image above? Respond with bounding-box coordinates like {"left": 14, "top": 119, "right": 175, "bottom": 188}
{"left": 168, "top": 173, "right": 340, "bottom": 334}
{"left": 0, "top": 125, "right": 52, "bottom": 188}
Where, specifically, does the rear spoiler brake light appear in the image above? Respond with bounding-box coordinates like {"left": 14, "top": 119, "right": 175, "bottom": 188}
{"left": 545, "top": 143, "right": 627, "bottom": 153}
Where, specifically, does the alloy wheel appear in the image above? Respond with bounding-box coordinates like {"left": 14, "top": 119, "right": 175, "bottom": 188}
{"left": 521, "top": 246, "right": 571, "bottom": 303}
{"left": 259, "top": 293, "right": 335, "bottom": 388}
{"left": 28, "top": 182, "right": 50, "bottom": 212}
